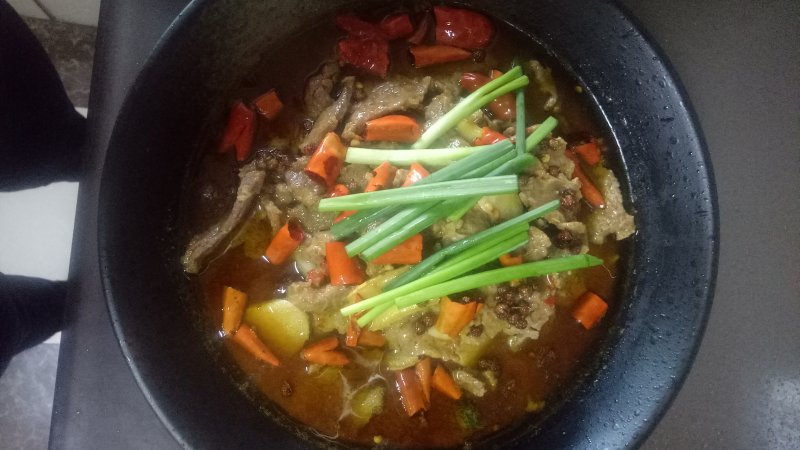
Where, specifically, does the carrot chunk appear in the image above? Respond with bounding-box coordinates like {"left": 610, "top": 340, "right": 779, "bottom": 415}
{"left": 434, "top": 296, "right": 479, "bottom": 338}
{"left": 357, "top": 329, "right": 386, "bottom": 347}
{"left": 432, "top": 364, "right": 462, "bottom": 400}
{"left": 264, "top": 220, "right": 304, "bottom": 265}
{"left": 364, "top": 115, "right": 421, "bottom": 143}
{"left": 301, "top": 336, "right": 350, "bottom": 366}
{"left": 221, "top": 286, "right": 247, "bottom": 336}
{"left": 410, "top": 45, "right": 471, "bottom": 68}
{"left": 572, "top": 141, "right": 602, "bottom": 166}
{"left": 252, "top": 89, "right": 283, "bottom": 120}
{"left": 572, "top": 291, "right": 608, "bottom": 330}
{"left": 565, "top": 150, "right": 606, "bottom": 208}
{"left": 498, "top": 253, "right": 524, "bottom": 267}
{"left": 402, "top": 162, "right": 430, "bottom": 187}
{"left": 365, "top": 161, "right": 398, "bottom": 192}
{"left": 305, "top": 132, "right": 348, "bottom": 188}
{"left": 345, "top": 317, "right": 361, "bottom": 347}
{"left": 396, "top": 368, "right": 427, "bottom": 416}
{"left": 326, "top": 241, "right": 365, "bottom": 285}
{"left": 231, "top": 324, "right": 280, "bottom": 366}
{"left": 371, "top": 234, "right": 423, "bottom": 265}
{"left": 415, "top": 358, "right": 432, "bottom": 405}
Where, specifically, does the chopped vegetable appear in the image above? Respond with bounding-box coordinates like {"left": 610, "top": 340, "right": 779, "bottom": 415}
{"left": 460, "top": 72, "right": 516, "bottom": 121}
{"left": 327, "top": 241, "right": 366, "bottom": 285}
{"left": 572, "top": 140, "right": 602, "bottom": 166}
{"left": 371, "top": 233, "right": 423, "bottom": 265}
{"left": 338, "top": 37, "right": 389, "bottom": 77}
{"left": 305, "top": 132, "right": 348, "bottom": 188}
{"left": 433, "top": 6, "right": 494, "bottom": 49}
{"left": 318, "top": 175, "right": 519, "bottom": 212}
{"left": 394, "top": 254, "right": 604, "bottom": 309}
{"left": 252, "top": 89, "right": 283, "bottom": 120}
{"left": 386, "top": 200, "right": 559, "bottom": 290}
{"left": 349, "top": 384, "right": 386, "bottom": 427}
{"left": 301, "top": 336, "right": 349, "bottom": 366}
{"left": 410, "top": 44, "right": 472, "bottom": 68}
{"left": 329, "top": 184, "right": 350, "bottom": 197}
{"left": 402, "top": 162, "right": 430, "bottom": 187}
{"left": 498, "top": 253, "right": 524, "bottom": 266}
{"left": 572, "top": 291, "right": 608, "bottom": 329}
{"left": 565, "top": 150, "right": 606, "bottom": 208}
{"left": 435, "top": 296, "right": 480, "bottom": 338}
{"left": 221, "top": 286, "right": 247, "bottom": 336}
{"left": 455, "top": 118, "right": 483, "bottom": 143}
{"left": 415, "top": 358, "right": 433, "bottom": 405}
{"left": 346, "top": 317, "right": 361, "bottom": 347}
{"left": 218, "top": 101, "right": 255, "bottom": 161}
{"left": 396, "top": 368, "right": 427, "bottom": 416}
{"left": 379, "top": 14, "right": 414, "bottom": 39}
{"left": 345, "top": 144, "right": 487, "bottom": 167}
{"left": 244, "top": 299, "right": 310, "bottom": 356}
{"left": 432, "top": 364, "right": 462, "bottom": 400}
{"left": 474, "top": 127, "right": 507, "bottom": 145}
{"left": 231, "top": 324, "right": 280, "bottom": 367}
{"left": 364, "top": 162, "right": 398, "bottom": 193}
{"left": 336, "top": 14, "right": 384, "bottom": 38}
{"left": 414, "top": 67, "right": 528, "bottom": 149}
{"left": 357, "top": 329, "right": 386, "bottom": 347}
{"left": 264, "top": 220, "right": 304, "bottom": 265}
{"left": 364, "top": 115, "right": 421, "bottom": 143}
{"left": 456, "top": 402, "right": 481, "bottom": 430}
{"left": 515, "top": 84, "right": 526, "bottom": 155}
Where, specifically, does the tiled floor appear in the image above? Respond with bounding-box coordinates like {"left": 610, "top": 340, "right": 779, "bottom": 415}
{"left": 0, "top": 11, "right": 95, "bottom": 450}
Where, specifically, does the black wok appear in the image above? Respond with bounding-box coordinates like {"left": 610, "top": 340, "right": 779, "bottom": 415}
{"left": 98, "top": 0, "right": 718, "bottom": 448}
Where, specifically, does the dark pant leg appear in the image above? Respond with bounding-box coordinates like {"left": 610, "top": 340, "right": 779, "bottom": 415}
{"left": 0, "top": 0, "right": 85, "bottom": 191}
{"left": 0, "top": 274, "right": 66, "bottom": 374}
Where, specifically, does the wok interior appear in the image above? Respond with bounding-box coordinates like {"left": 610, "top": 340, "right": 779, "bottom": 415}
{"left": 99, "top": 0, "right": 714, "bottom": 448}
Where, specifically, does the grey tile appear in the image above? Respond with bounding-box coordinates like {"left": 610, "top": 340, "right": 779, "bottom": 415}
{"left": 0, "top": 343, "right": 59, "bottom": 450}
{"left": 21, "top": 17, "right": 95, "bottom": 108}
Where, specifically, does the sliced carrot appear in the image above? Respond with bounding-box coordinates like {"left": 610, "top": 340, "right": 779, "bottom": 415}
{"left": 345, "top": 317, "right": 361, "bottom": 347}
{"left": 357, "top": 329, "right": 386, "bottom": 347}
{"left": 460, "top": 72, "right": 515, "bottom": 121}
{"left": 402, "top": 162, "right": 430, "bottom": 187}
{"left": 572, "top": 141, "right": 602, "bottom": 166}
{"left": 415, "top": 358, "right": 432, "bottom": 405}
{"left": 328, "top": 184, "right": 350, "bottom": 197}
{"left": 364, "top": 115, "right": 421, "bottom": 143}
{"left": 264, "top": 220, "right": 304, "bottom": 265}
{"left": 302, "top": 336, "right": 350, "bottom": 366}
{"left": 432, "top": 364, "right": 462, "bottom": 400}
{"left": 252, "top": 89, "right": 283, "bottom": 120}
{"left": 410, "top": 45, "right": 471, "bottom": 68}
{"left": 305, "top": 132, "right": 347, "bottom": 188}
{"left": 365, "top": 161, "right": 398, "bottom": 192}
{"left": 572, "top": 291, "right": 608, "bottom": 330}
{"left": 565, "top": 150, "right": 606, "bottom": 208}
{"left": 498, "top": 253, "right": 524, "bottom": 267}
{"left": 326, "top": 241, "right": 365, "bottom": 285}
{"left": 474, "top": 127, "right": 508, "bottom": 146}
{"left": 434, "top": 296, "right": 479, "bottom": 338}
{"left": 371, "top": 234, "right": 423, "bottom": 265}
{"left": 396, "top": 368, "right": 427, "bottom": 416}
{"left": 231, "top": 324, "right": 280, "bottom": 367}
{"left": 221, "top": 286, "right": 247, "bottom": 336}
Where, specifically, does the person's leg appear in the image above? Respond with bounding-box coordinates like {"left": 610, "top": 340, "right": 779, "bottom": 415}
{"left": 0, "top": 0, "right": 85, "bottom": 191}
{"left": 0, "top": 274, "right": 66, "bottom": 374}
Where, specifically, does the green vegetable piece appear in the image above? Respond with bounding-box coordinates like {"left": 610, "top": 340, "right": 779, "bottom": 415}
{"left": 244, "top": 300, "right": 310, "bottom": 356}
{"left": 349, "top": 384, "right": 386, "bottom": 428}
{"left": 456, "top": 401, "right": 481, "bottom": 431}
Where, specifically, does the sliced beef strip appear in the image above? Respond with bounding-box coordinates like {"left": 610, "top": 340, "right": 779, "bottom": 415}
{"left": 299, "top": 76, "right": 355, "bottom": 152}
{"left": 341, "top": 76, "right": 432, "bottom": 141}
{"left": 303, "top": 61, "right": 339, "bottom": 119}
{"left": 181, "top": 157, "right": 267, "bottom": 273}
{"left": 423, "top": 73, "right": 460, "bottom": 129}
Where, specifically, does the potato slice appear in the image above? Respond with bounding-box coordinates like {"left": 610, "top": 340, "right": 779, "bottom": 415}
{"left": 245, "top": 300, "right": 310, "bottom": 356}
